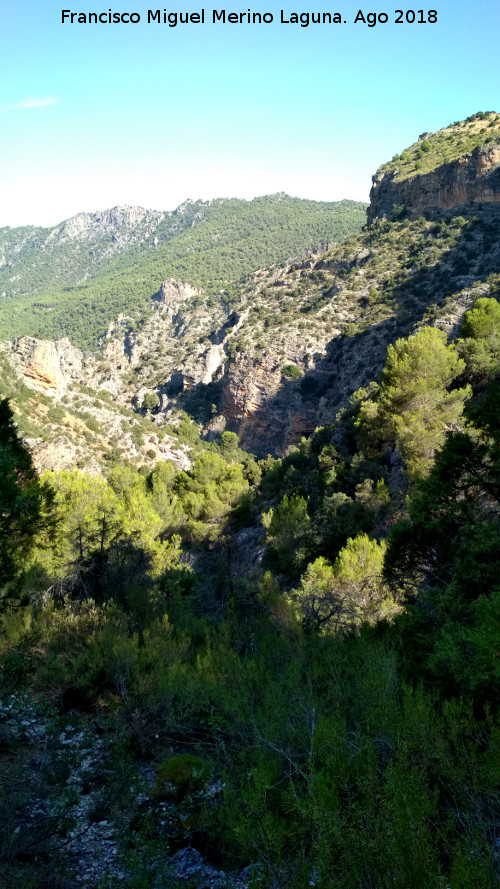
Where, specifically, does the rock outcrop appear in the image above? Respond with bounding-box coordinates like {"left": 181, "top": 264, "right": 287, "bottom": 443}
{"left": 26, "top": 436, "right": 102, "bottom": 474}
{"left": 157, "top": 278, "right": 202, "bottom": 311}
{"left": 369, "top": 142, "right": 500, "bottom": 222}
{"left": 53, "top": 204, "right": 164, "bottom": 243}
{"left": 0, "top": 334, "right": 192, "bottom": 474}
{"left": 220, "top": 357, "right": 354, "bottom": 457}
{"left": 4, "top": 336, "right": 91, "bottom": 396}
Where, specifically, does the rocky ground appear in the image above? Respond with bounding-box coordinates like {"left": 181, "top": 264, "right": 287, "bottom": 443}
{"left": 0, "top": 694, "right": 268, "bottom": 889}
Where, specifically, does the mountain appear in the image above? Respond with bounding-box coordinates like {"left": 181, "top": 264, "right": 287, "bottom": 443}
{"left": 89, "top": 113, "right": 499, "bottom": 456}
{"left": 1, "top": 113, "right": 499, "bottom": 470}
{"left": 2, "top": 115, "right": 500, "bottom": 889}
{"left": 0, "top": 205, "right": 165, "bottom": 298}
{"left": 369, "top": 110, "right": 500, "bottom": 220}
{"left": 0, "top": 195, "right": 367, "bottom": 350}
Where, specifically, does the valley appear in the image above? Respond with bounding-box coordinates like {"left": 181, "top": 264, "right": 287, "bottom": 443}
{"left": 0, "top": 111, "right": 499, "bottom": 889}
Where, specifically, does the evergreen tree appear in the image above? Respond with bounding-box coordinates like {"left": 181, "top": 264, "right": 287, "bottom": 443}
{"left": 0, "top": 399, "right": 52, "bottom": 605}
{"left": 357, "top": 327, "right": 471, "bottom": 480}
{"left": 385, "top": 380, "right": 500, "bottom": 705}
{"left": 456, "top": 296, "right": 500, "bottom": 383}
{"left": 290, "top": 534, "right": 388, "bottom": 633}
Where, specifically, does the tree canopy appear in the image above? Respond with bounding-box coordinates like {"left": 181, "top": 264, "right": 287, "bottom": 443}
{"left": 357, "top": 326, "right": 471, "bottom": 479}
{"left": 0, "top": 399, "right": 53, "bottom": 605}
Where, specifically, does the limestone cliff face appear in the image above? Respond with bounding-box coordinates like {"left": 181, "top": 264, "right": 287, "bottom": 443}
{"left": 219, "top": 356, "right": 318, "bottom": 455}
{"left": 5, "top": 337, "right": 92, "bottom": 396}
{"left": 0, "top": 335, "right": 191, "bottom": 474}
{"left": 368, "top": 143, "right": 500, "bottom": 221}
{"left": 157, "top": 279, "right": 202, "bottom": 313}
{"left": 54, "top": 205, "right": 164, "bottom": 243}
{"left": 99, "top": 285, "right": 228, "bottom": 396}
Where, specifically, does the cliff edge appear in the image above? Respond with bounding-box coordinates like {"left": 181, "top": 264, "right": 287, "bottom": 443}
{"left": 368, "top": 111, "right": 500, "bottom": 221}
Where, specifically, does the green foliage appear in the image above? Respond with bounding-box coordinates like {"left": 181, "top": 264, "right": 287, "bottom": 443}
{"left": 262, "top": 494, "right": 311, "bottom": 573}
{"left": 29, "top": 468, "right": 189, "bottom": 616}
{"left": 256, "top": 424, "right": 392, "bottom": 583}
{"left": 342, "top": 321, "right": 358, "bottom": 337}
{"left": 385, "top": 379, "right": 500, "bottom": 705}
{"left": 141, "top": 391, "right": 160, "bottom": 412}
{"left": 220, "top": 430, "right": 239, "bottom": 453}
{"left": 461, "top": 296, "right": 500, "bottom": 341}
{"left": 457, "top": 296, "right": 500, "bottom": 382}
{"left": 289, "top": 534, "right": 391, "bottom": 633}
{"left": 174, "top": 412, "right": 203, "bottom": 448}
{"left": 281, "top": 363, "right": 303, "bottom": 379}
{"left": 154, "top": 753, "right": 210, "bottom": 801}
{"left": 39, "top": 469, "right": 123, "bottom": 574}
{"left": 210, "top": 634, "right": 498, "bottom": 889}
{"left": 357, "top": 327, "right": 471, "bottom": 479}
{"left": 0, "top": 399, "right": 53, "bottom": 606}
{"left": 175, "top": 451, "right": 250, "bottom": 541}
{"left": 379, "top": 112, "right": 500, "bottom": 182}
{"left": 107, "top": 463, "right": 147, "bottom": 498}
{"left": 0, "top": 196, "right": 366, "bottom": 349}
{"left": 1, "top": 373, "right": 499, "bottom": 888}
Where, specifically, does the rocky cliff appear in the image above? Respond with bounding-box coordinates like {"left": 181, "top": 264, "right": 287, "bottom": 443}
{"left": 3, "top": 114, "right": 500, "bottom": 464}
{"left": 0, "top": 334, "right": 191, "bottom": 474}
{"left": 368, "top": 112, "right": 500, "bottom": 221}
{"left": 4, "top": 336, "right": 92, "bottom": 396}
{"left": 369, "top": 142, "right": 500, "bottom": 221}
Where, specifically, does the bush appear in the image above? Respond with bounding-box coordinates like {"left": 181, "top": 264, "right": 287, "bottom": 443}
{"left": 153, "top": 753, "right": 210, "bottom": 801}
{"left": 142, "top": 392, "right": 160, "bottom": 412}
{"left": 281, "top": 364, "right": 302, "bottom": 379}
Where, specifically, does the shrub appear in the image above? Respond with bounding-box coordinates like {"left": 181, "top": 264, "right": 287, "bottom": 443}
{"left": 281, "top": 364, "right": 302, "bottom": 379}
{"left": 142, "top": 392, "right": 160, "bottom": 412}
{"left": 153, "top": 753, "right": 210, "bottom": 801}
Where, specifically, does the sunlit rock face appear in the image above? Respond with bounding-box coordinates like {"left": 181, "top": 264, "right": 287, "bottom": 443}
{"left": 369, "top": 144, "right": 500, "bottom": 222}
{"left": 9, "top": 336, "right": 85, "bottom": 396}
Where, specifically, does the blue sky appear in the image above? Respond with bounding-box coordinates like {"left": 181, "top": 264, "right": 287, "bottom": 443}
{"left": 1, "top": 0, "right": 498, "bottom": 226}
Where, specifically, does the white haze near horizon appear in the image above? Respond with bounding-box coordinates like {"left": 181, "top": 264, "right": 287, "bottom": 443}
{"left": 1, "top": 167, "right": 370, "bottom": 229}
{"left": 2, "top": 0, "right": 498, "bottom": 230}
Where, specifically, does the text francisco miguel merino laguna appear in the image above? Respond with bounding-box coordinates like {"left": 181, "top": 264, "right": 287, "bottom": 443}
{"left": 61, "top": 8, "right": 348, "bottom": 25}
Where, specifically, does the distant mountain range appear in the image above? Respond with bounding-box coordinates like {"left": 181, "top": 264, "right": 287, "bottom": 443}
{"left": 0, "top": 194, "right": 367, "bottom": 349}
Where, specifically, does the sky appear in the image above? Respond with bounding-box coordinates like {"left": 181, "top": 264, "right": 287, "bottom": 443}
{"left": 1, "top": 0, "right": 499, "bottom": 227}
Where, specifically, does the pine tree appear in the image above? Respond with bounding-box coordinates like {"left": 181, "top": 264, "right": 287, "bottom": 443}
{"left": 357, "top": 327, "right": 471, "bottom": 480}
{"left": 0, "top": 399, "right": 52, "bottom": 605}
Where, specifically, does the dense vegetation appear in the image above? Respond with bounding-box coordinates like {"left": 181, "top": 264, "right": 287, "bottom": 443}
{"left": 210, "top": 209, "right": 500, "bottom": 372}
{"left": 378, "top": 111, "right": 500, "bottom": 180}
{"left": 0, "top": 195, "right": 366, "bottom": 350}
{"left": 1, "top": 296, "right": 499, "bottom": 888}
{"left": 0, "top": 208, "right": 163, "bottom": 300}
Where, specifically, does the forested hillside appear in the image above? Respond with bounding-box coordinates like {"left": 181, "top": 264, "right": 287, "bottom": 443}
{"left": 0, "top": 195, "right": 366, "bottom": 350}
{"left": 1, "top": 294, "right": 499, "bottom": 888}
{"left": 378, "top": 110, "right": 500, "bottom": 181}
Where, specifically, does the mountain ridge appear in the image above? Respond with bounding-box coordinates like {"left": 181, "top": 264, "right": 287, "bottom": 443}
{"left": 1, "top": 112, "right": 499, "bottom": 466}
{"left": 369, "top": 110, "right": 500, "bottom": 221}
{"left": 0, "top": 194, "right": 367, "bottom": 349}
